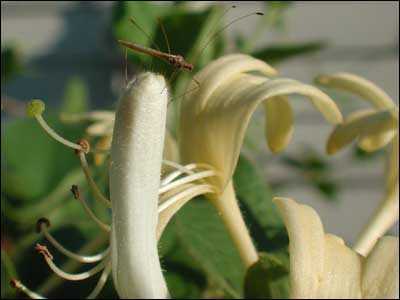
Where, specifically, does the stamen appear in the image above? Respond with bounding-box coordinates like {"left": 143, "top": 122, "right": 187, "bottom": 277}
{"left": 10, "top": 280, "right": 46, "bottom": 299}
{"left": 86, "top": 262, "right": 112, "bottom": 299}
{"left": 26, "top": 99, "right": 83, "bottom": 152}
{"left": 78, "top": 151, "right": 112, "bottom": 208}
{"left": 36, "top": 218, "right": 109, "bottom": 263}
{"left": 71, "top": 185, "right": 111, "bottom": 232}
{"left": 159, "top": 170, "right": 216, "bottom": 195}
{"left": 162, "top": 159, "right": 195, "bottom": 174}
{"left": 35, "top": 244, "right": 107, "bottom": 281}
{"left": 161, "top": 161, "right": 215, "bottom": 185}
{"left": 158, "top": 184, "right": 216, "bottom": 213}
{"left": 10, "top": 262, "right": 112, "bottom": 299}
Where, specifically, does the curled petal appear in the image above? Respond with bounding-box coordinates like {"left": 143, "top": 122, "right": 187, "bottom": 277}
{"left": 180, "top": 57, "right": 342, "bottom": 191}
{"left": 315, "top": 72, "right": 395, "bottom": 110}
{"left": 327, "top": 109, "right": 399, "bottom": 155}
{"left": 345, "top": 109, "right": 397, "bottom": 152}
{"left": 264, "top": 96, "right": 294, "bottom": 152}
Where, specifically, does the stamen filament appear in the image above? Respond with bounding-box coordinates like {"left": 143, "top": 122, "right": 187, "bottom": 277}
{"left": 78, "top": 151, "right": 112, "bottom": 208}
{"left": 10, "top": 280, "right": 46, "bottom": 299}
{"left": 37, "top": 218, "right": 109, "bottom": 263}
{"left": 159, "top": 170, "right": 216, "bottom": 195}
{"left": 86, "top": 262, "right": 112, "bottom": 299}
{"left": 36, "top": 244, "right": 107, "bottom": 281}
{"left": 10, "top": 262, "right": 111, "bottom": 299}
{"left": 161, "top": 163, "right": 196, "bottom": 184}
{"left": 161, "top": 162, "right": 215, "bottom": 185}
{"left": 35, "top": 115, "right": 82, "bottom": 151}
{"left": 158, "top": 184, "right": 216, "bottom": 212}
{"left": 71, "top": 185, "right": 111, "bottom": 232}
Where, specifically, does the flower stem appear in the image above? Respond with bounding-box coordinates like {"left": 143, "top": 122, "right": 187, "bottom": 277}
{"left": 212, "top": 180, "right": 258, "bottom": 268}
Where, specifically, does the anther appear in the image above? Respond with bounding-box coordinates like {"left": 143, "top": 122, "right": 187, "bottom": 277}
{"left": 26, "top": 99, "right": 45, "bottom": 117}
{"left": 35, "top": 244, "right": 54, "bottom": 260}
{"left": 75, "top": 139, "right": 90, "bottom": 154}
{"left": 10, "top": 279, "right": 20, "bottom": 289}
{"left": 71, "top": 184, "right": 80, "bottom": 200}
{"left": 36, "top": 218, "right": 50, "bottom": 233}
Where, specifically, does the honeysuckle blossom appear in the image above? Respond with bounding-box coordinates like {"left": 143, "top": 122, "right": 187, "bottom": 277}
{"left": 316, "top": 72, "right": 399, "bottom": 256}
{"left": 274, "top": 197, "right": 399, "bottom": 299}
{"left": 179, "top": 54, "right": 343, "bottom": 267}
{"left": 12, "top": 72, "right": 217, "bottom": 299}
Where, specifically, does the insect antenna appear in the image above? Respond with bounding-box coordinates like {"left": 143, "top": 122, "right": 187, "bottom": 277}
{"left": 129, "top": 18, "right": 162, "bottom": 51}
{"left": 192, "top": 9, "right": 264, "bottom": 65}
{"left": 157, "top": 17, "right": 171, "bottom": 54}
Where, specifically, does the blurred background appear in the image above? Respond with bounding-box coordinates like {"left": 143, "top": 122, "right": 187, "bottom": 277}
{"left": 1, "top": 1, "right": 399, "bottom": 299}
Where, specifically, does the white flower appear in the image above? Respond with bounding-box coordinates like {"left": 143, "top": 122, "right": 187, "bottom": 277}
{"left": 179, "top": 54, "right": 342, "bottom": 267}
{"left": 12, "top": 72, "right": 216, "bottom": 299}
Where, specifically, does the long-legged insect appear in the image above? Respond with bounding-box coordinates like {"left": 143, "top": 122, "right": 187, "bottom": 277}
{"left": 118, "top": 6, "right": 264, "bottom": 76}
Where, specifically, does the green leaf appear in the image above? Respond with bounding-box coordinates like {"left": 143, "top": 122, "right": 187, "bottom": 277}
{"left": 233, "top": 155, "right": 287, "bottom": 251}
{"left": 354, "top": 145, "right": 383, "bottom": 161}
{"left": 314, "top": 179, "right": 339, "bottom": 201}
{"left": 264, "top": 1, "right": 293, "bottom": 30}
{"left": 1, "top": 115, "right": 84, "bottom": 203}
{"left": 61, "top": 77, "right": 89, "bottom": 114}
{"left": 164, "top": 267, "right": 204, "bottom": 299}
{"left": 1, "top": 46, "right": 22, "bottom": 81}
{"left": 252, "top": 42, "right": 325, "bottom": 65}
{"left": 172, "top": 199, "right": 244, "bottom": 298}
{"left": 244, "top": 252, "right": 290, "bottom": 299}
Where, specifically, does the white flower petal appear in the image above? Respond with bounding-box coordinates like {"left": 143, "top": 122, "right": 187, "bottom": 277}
{"left": 274, "top": 197, "right": 399, "bottom": 299}
{"left": 110, "top": 72, "right": 169, "bottom": 299}
{"left": 362, "top": 236, "right": 399, "bottom": 299}
{"left": 327, "top": 109, "right": 398, "bottom": 155}
{"left": 180, "top": 55, "right": 342, "bottom": 192}
{"left": 315, "top": 72, "right": 395, "bottom": 110}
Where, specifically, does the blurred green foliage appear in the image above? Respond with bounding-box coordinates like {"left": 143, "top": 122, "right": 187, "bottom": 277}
{"left": 1, "top": 46, "right": 22, "bottom": 82}
{"left": 244, "top": 252, "right": 289, "bottom": 299}
{"left": 281, "top": 147, "right": 339, "bottom": 201}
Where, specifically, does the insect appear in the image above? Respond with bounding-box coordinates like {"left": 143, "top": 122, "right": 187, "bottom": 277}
{"left": 118, "top": 6, "right": 264, "bottom": 75}
{"left": 118, "top": 38, "right": 193, "bottom": 72}
{"left": 118, "top": 6, "right": 264, "bottom": 100}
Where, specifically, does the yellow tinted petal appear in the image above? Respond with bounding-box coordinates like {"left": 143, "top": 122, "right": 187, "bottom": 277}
{"left": 264, "top": 96, "right": 294, "bottom": 152}
{"left": 274, "top": 198, "right": 374, "bottom": 299}
{"left": 362, "top": 236, "right": 399, "bottom": 299}
{"left": 181, "top": 56, "right": 342, "bottom": 191}
{"left": 273, "top": 197, "right": 325, "bottom": 298}
{"left": 315, "top": 72, "right": 395, "bottom": 110}
{"left": 327, "top": 109, "right": 398, "bottom": 155}
{"left": 346, "top": 109, "right": 397, "bottom": 152}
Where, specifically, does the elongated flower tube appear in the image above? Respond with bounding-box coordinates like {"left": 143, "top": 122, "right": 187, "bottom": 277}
{"left": 316, "top": 72, "right": 399, "bottom": 256}
{"left": 179, "top": 54, "right": 343, "bottom": 267}
{"left": 274, "top": 197, "right": 399, "bottom": 299}
{"left": 13, "top": 72, "right": 218, "bottom": 299}
{"left": 109, "top": 72, "right": 169, "bottom": 298}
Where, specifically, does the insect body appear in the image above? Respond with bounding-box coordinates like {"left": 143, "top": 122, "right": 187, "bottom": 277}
{"left": 117, "top": 39, "right": 194, "bottom": 72}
